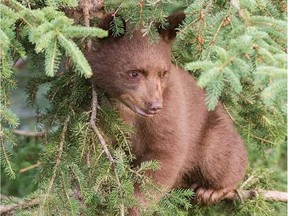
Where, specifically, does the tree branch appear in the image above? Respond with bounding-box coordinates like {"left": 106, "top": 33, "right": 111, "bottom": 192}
{"left": 225, "top": 189, "right": 288, "bottom": 202}
{"left": 0, "top": 198, "right": 41, "bottom": 214}
{"left": 90, "top": 85, "right": 114, "bottom": 163}
{"left": 0, "top": 189, "right": 286, "bottom": 214}
{"left": 40, "top": 116, "right": 70, "bottom": 210}
{"left": 19, "top": 161, "right": 41, "bottom": 173}
{"left": 12, "top": 129, "right": 46, "bottom": 137}
{"left": 80, "top": 0, "right": 96, "bottom": 50}
{"left": 64, "top": 0, "right": 105, "bottom": 25}
{"left": 89, "top": 85, "right": 125, "bottom": 216}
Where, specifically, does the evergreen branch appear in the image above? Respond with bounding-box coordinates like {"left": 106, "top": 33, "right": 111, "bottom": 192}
{"left": 0, "top": 139, "right": 15, "bottom": 179}
{"left": 0, "top": 29, "right": 10, "bottom": 49}
{"left": 90, "top": 85, "right": 125, "bottom": 216}
{"left": 178, "top": 13, "right": 201, "bottom": 36}
{"left": 209, "top": 16, "right": 227, "bottom": 45}
{"left": 2, "top": 0, "right": 27, "bottom": 11}
{"left": 1, "top": 108, "right": 19, "bottom": 128}
{"left": 60, "top": 171, "right": 78, "bottom": 215}
{"left": 249, "top": 134, "right": 277, "bottom": 145}
{"left": 2, "top": 0, "right": 33, "bottom": 28}
{"left": 40, "top": 115, "right": 70, "bottom": 213}
{"left": 46, "top": 0, "right": 78, "bottom": 7}
{"left": 67, "top": 165, "right": 85, "bottom": 203}
{"left": 64, "top": 26, "right": 107, "bottom": 39}
{"left": 35, "top": 31, "right": 55, "bottom": 53}
{"left": 58, "top": 33, "right": 93, "bottom": 78}
{"left": 45, "top": 38, "right": 61, "bottom": 77}
{"left": 230, "top": 0, "right": 246, "bottom": 21}
{"left": 222, "top": 104, "right": 278, "bottom": 145}
{"left": 93, "top": 164, "right": 112, "bottom": 192}
{"left": 240, "top": 175, "right": 255, "bottom": 189}
{"left": 116, "top": 124, "right": 132, "bottom": 157}
{"left": 0, "top": 189, "right": 287, "bottom": 214}
{"left": 0, "top": 198, "right": 41, "bottom": 214}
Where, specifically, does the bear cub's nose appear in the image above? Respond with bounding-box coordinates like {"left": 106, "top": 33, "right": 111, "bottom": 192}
{"left": 148, "top": 102, "right": 163, "bottom": 112}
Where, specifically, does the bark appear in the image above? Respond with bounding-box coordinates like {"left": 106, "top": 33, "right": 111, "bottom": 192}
{"left": 64, "top": 0, "right": 105, "bottom": 24}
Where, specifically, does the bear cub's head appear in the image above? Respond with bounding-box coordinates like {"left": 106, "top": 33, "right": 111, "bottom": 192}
{"left": 86, "top": 12, "right": 185, "bottom": 117}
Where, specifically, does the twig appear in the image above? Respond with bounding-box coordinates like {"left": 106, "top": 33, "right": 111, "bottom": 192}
{"left": 81, "top": 0, "right": 92, "bottom": 50}
{"left": 40, "top": 116, "right": 70, "bottom": 213}
{"left": 0, "top": 139, "right": 15, "bottom": 179}
{"left": 89, "top": 85, "right": 125, "bottom": 216}
{"left": 230, "top": 0, "right": 246, "bottom": 21}
{"left": 178, "top": 17, "right": 200, "bottom": 35}
{"left": 90, "top": 86, "right": 114, "bottom": 163}
{"left": 19, "top": 161, "right": 41, "bottom": 173}
{"left": 209, "top": 17, "right": 226, "bottom": 45}
{"left": 12, "top": 129, "right": 45, "bottom": 137}
{"left": 113, "top": 168, "right": 125, "bottom": 216}
{"left": 249, "top": 134, "right": 276, "bottom": 145}
{"left": 222, "top": 104, "right": 277, "bottom": 145}
{"left": 225, "top": 189, "right": 288, "bottom": 202}
{"left": 240, "top": 175, "right": 254, "bottom": 189}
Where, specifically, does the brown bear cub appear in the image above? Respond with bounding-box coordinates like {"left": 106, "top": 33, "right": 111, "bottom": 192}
{"left": 86, "top": 12, "right": 247, "bottom": 213}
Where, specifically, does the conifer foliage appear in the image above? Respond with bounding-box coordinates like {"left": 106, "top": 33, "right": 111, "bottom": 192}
{"left": 0, "top": 0, "right": 287, "bottom": 215}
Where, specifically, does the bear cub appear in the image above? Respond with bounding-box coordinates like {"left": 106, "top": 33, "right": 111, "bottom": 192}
{"left": 86, "top": 11, "right": 247, "bottom": 213}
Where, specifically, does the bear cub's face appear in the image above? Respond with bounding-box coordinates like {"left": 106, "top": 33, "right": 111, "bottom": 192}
{"left": 87, "top": 12, "right": 185, "bottom": 117}
{"left": 89, "top": 31, "right": 172, "bottom": 117}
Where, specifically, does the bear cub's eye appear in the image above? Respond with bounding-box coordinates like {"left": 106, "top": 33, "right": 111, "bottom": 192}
{"left": 128, "top": 71, "right": 142, "bottom": 79}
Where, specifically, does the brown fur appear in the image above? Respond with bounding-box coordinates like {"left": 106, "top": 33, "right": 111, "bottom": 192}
{"left": 85, "top": 12, "right": 247, "bottom": 214}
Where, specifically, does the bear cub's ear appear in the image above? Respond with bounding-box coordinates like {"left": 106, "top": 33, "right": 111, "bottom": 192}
{"left": 157, "top": 11, "right": 186, "bottom": 43}
{"left": 97, "top": 12, "right": 126, "bottom": 38}
{"left": 98, "top": 11, "right": 185, "bottom": 42}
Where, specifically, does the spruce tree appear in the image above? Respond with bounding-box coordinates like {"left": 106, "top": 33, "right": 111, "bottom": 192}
{"left": 0, "top": 0, "right": 287, "bottom": 215}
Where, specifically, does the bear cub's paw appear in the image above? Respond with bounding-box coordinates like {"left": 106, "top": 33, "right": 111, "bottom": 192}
{"left": 196, "top": 187, "right": 232, "bottom": 205}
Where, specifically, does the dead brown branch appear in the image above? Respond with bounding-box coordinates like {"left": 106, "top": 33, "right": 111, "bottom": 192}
{"left": 90, "top": 86, "right": 114, "bottom": 163}
{"left": 89, "top": 85, "right": 125, "bottom": 216}
{"left": 80, "top": 0, "right": 95, "bottom": 50}
{"left": 12, "top": 129, "right": 46, "bottom": 137}
{"left": 19, "top": 161, "right": 41, "bottom": 173}
{"left": 64, "top": 0, "right": 105, "bottom": 25}
{"left": 0, "top": 198, "right": 41, "bottom": 214}
{"left": 225, "top": 189, "right": 288, "bottom": 202}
